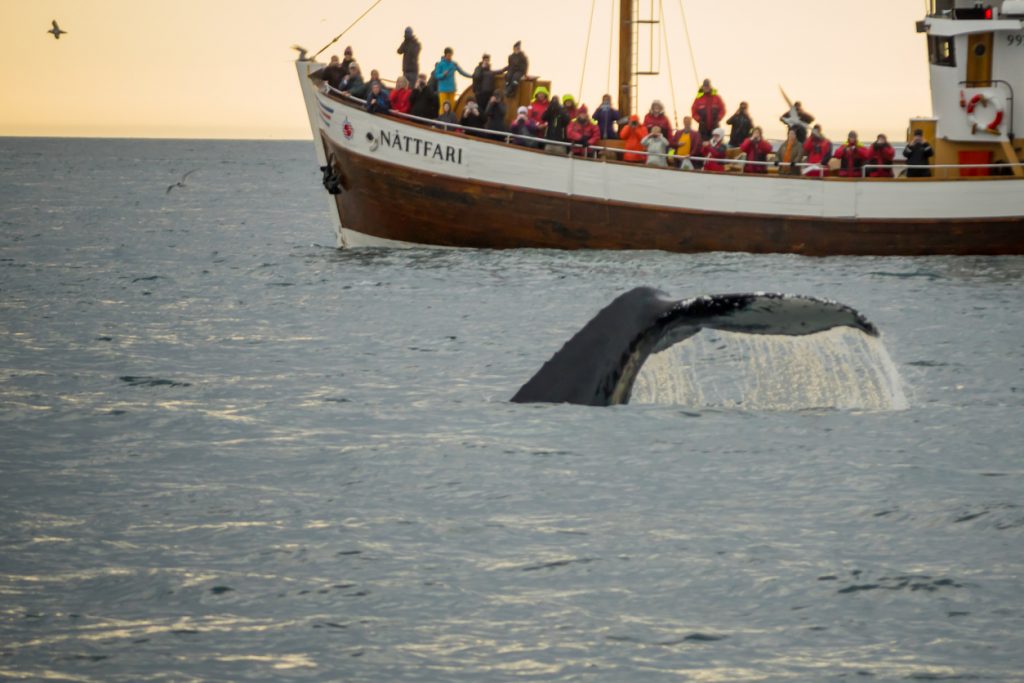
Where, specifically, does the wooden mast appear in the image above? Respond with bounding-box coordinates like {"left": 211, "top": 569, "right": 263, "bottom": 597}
{"left": 618, "top": 0, "right": 634, "bottom": 116}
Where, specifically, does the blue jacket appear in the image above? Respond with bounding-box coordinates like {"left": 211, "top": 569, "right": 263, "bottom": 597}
{"left": 365, "top": 89, "right": 391, "bottom": 114}
{"left": 593, "top": 103, "right": 620, "bottom": 139}
{"left": 433, "top": 57, "right": 471, "bottom": 94}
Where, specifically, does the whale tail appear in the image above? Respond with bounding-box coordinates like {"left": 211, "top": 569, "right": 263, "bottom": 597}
{"left": 511, "top": 288, "right": 878, "bottom": 406}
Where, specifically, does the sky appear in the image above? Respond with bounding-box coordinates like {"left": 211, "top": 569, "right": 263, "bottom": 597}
{"left": 0, "top": 1, "right": 933, "bottom": 140}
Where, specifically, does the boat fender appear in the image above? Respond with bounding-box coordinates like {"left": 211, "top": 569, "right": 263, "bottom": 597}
{"left": 320, "top": 154, "right": 343, "bottom": 195}
{"left": 960, "top": 89, "right": 1005, "bottom": 135}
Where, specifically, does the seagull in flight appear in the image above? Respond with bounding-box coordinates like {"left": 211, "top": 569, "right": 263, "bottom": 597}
{"left": 48, "top": 20, "right": 67, "bottom": 40}
{"left": 166, "top": 169, "right": 198, "bottom": 194}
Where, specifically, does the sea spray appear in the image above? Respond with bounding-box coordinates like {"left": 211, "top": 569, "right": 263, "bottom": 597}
{"left": 632, "top": 327, "right": 908, "bottom": 410}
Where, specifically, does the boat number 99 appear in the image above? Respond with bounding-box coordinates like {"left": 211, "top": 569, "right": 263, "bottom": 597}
{"left": 1008, "top": 34, "right": 1024, "bottom": 46}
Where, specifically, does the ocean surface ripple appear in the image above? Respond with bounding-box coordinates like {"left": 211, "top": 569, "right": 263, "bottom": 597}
{"left": 1, "top": 138, "right": 1022, "bottom": 681}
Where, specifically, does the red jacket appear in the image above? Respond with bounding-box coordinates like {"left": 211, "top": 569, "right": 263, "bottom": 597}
{"left": 389, "top": 88, "right": 412, "bottom": 114}
{"left": 619, "top": 117, "right": 649, "bottom": 162}
{"left": 642, "top": 112, "right": 673, "bottom": 141}
{"left": 866, "top": 144, "right": 895, "bottom": 177}
{"left": 567, "top": 118, "right": 600, "bottom": 155}
{"left": 528, "top": 99, "right": 549, "bottom": 126}
{"left": 691, "top": 91, "right": 725, "bottom": 134}
{"left": 740, "top": 138, "right": 773, "bottom": 173}
{"left": 803, "top": 136, "right": 832, "bottom": 176}
{"left": 701, "top": 141, "right": 727, "bottom": 172}
{"left": 834, "top": 142, "right": 870, "bottom": 177}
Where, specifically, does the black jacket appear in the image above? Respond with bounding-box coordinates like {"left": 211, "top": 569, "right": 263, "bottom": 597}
{"left": 410, "top": 86, "right": 439, "bottom": 119}
{"left": 397, "top": 37, "right": 421, "bottom": 74}
{"left": 473, "top": 65, "right": 497, "bottom": 95}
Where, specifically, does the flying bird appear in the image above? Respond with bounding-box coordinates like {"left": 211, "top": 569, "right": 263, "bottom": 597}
{"left": 291, "top": 45, "right": 309, "bottom": 61}
{"left": 48, "top": 20, "right": 67, "bottom": 40}
{"left": 166, "top": 169, "right": 198, "bottom": 194}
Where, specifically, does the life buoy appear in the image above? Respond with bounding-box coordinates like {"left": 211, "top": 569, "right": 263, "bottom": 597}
{"left": 959, "top": 89, "right": 1005, "bottom": 135}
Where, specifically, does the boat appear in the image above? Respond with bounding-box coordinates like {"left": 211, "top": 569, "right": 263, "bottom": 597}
{"left": 295, "top": 0, "right": 1024, "bottom": 255}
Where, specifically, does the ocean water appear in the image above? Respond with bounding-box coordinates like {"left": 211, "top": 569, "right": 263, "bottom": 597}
{"left": 1, "top": 137, "right": 1022, "bottom": 682}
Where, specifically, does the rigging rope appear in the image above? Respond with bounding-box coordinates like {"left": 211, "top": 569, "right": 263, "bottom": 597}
{"left": 676, "top": 0, "right": 700, "bottom": 90}
{"left": 578, "top": 0, "right": 599, "bottom": 106}
{"left": 658, "top": 0, "right": 680, "bottom": 127}
{"left": 311, "top": 0, "right": 386, "bottom": 62}
{"left": 607, "top": 0, "right": 616, "bottom": 96}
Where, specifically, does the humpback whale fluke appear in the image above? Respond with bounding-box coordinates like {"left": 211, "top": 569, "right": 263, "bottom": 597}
{"left": 512, "top": 288, "right": 878, "bottom": 406}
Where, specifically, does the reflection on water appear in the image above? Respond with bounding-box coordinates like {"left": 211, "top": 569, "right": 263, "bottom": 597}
{"left": 633, "top": 328, "right": 908, "bottom": 410}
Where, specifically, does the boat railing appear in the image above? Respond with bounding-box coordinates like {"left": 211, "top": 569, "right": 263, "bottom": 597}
{"left": 862, "top": 162, "right": 1020, "bottom": 179}
{"left": 323, "top": 86, "right": 1019, "bottom": 180}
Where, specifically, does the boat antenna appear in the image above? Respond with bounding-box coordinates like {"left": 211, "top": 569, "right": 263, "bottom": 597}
{"left": 676, "top": 0, "right": 700, "bottom": 90}
{"left": 311, "top": 0, "right": 387, "bottom": 62}
{"left": 658, "top": 0, "right": 680, "bottom": 127}
{"left": 578, "top": 0, "right": 599, "bottom": 108}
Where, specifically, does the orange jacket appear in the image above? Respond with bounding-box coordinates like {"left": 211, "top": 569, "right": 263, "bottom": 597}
{"left": 619, "top": 116, "right": 649, "bottom": 162}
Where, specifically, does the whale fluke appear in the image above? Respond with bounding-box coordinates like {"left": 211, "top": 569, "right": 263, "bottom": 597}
{"left": 511, "top": 287, "right": 878, "bottom": 406}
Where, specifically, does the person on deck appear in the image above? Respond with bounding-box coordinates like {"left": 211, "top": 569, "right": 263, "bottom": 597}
{"left": 802, "top": 124, "right": 832, "bottom": 177}
{"left": 903, "top": 129, "right": 934, "bottom": 177}
{"left": 691, "top": 79, "right": 726, "bottom": 138}
{"left": 726, "top": 101, "right": 753, "bottom": 148}
{"left": 365, "top": 82, "right": 391, "bottom": 114}
{"left": 701, "top": 128, "right": 728, "bottom": 172}
{"left": 567, "top": 106, "right": 600, "bottom": 156}
{"left": 436, "top": 100, "right": 457, "bottom": 128}
{"left": 780, "top": 101, "right": 814, "bottom": 143}
{"left": 508, "top": 106, "right": 539, "bottom": 147}
{"left": 459, "top": 99, "right": 486, "bottom": 134}
{"left": 410, "top": 73, "right": 440, "bottom": 119}
{"left": 775, "top": 128, "right": 806, "bottom": 175}
{"left": 310, "top": 55, "right": 345, "bottom": 90}
{"left": 340, "top": 47, "right": 355, "bottom": 75}
{"left": 528, "top": 86, "right": 551, "bottom": 126}
{"left": 503, "top": 41, "right": 529, "bottom": 97}
{"left": 619, "top": 115, "right": 649, "bottom": 163}
{"left": 670, "top": 116, "right": 702, "bottom": 169}
{"left": 643, "top": 100, "right": 673, "bottom": 142}
{"left": 541, "top": 96, "right": 570, "bottom": 154}
{"left": 867, "top": 134, "right": 895, "bottom": 177}
{"left": 834, "top": 131, "right": 870, "bottom": 177}
{"left": 389, "top": 76, "right": 412, "bottom": 114}
{"left": 593, "top": 94, "right": 620, "bottom": 139}
{"left": 397, "top": 27, "right": 421, "bottom": 85}
{"left": 484, "top": 93, "right": 507, "bottom": 136}
{"left": 341, "top": 63, "right": 366, "bottom": 98}
{"left": 562, "top": 94, "right": 579, "bottom": 120}
{"left": 433, "top": 48, "right": 472, "bottom": 115}
{"left": 472, "top": 54, "right": 498, "bottom": 114}
{"left": 739, "top": 127, "right": 773, "bottom": 173}
{"left": 642, "top": 126, "right": 671, "bottom": 167}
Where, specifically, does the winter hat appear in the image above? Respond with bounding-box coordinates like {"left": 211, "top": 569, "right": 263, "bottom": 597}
{"left": 577, "top": 105, "right": 589, "bottom": 117}
{"left": 517, "top": 106, "right": 529, "bottom": 116}
{"left": 712, "top": 127, "right": 725, "bottom": 140}
{"left": 532, "top": 85, "right": 549, "bottom": 100}
{"left": 404, "top": 27, "right": 413, "bottom": 37}
{"left": 563, "top": 94, "right": 575, "bottom": 104}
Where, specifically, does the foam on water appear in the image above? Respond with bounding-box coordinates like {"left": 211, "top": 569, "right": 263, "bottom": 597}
{"left": 632, "top": 327, "right": 909, "bottom": 410}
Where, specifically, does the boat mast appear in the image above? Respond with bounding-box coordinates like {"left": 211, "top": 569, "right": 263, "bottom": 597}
{"left": 618, "top": 0, "right": 634, "bottom": 116}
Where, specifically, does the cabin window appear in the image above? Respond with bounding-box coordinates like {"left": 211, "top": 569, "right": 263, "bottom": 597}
{"left": 929, "top": 35, "right": 956, "bottom": 66}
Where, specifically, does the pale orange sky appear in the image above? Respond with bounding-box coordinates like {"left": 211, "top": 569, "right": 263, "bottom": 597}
{"left": 0, "top": 1, "right": 932, "bottom": 140}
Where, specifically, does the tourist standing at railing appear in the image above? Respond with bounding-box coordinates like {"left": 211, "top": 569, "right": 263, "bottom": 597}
{"left": 433, "top": 48, "right": 471, "bottom": 115}
{"left": 366, "top": 69, "right": 387, "bottom": 96}
{"left": 903, "top": 129, "right": 934, "bottom": 177}
{"left": 390, "top": 76, "right": 412, "bottom": 114}
{"left": 701, "top": 128, "right": 728, "bottom": 172}
{"left": 740, "top": 127, "right": 772, "bottom": 173}
{"left": 397, "top": 28, "right": 421, "bottom": 85}
{"left": 340, "top": 63, "right": 366, "bottom": 98}
{"left": 437, "top": 100, "right": 457, "bottom": 128}
{"left": 671, "top": 116, "right": 702, "bottom": 169}
{"left": 484, "top": 93, "right": 507, "bottom": 135}
{"left": 472, "top": 55, "right": 499, "bottom": 114}
{"left": 834, "top": 131, "right": 870, "bottom": 177}
{"left": 593, "top": 94, "right": 620, "bottom": 139}
{"left": 802, "top": 124, "right": 832, "bottom": 177}
{"left": 311, "top": 55, "right": 346, "bottom": 90}
{"left": 503, "top": 41, "right": 529, "bottom": 97}
{"left": 340, "top": 47, "right": 355, "bottom": 76}
{"left": 691, "top": 79, "right": 726, "bottom": 139}
{"left": 726, "top": 102, "right": 753, "bottom": 148}
{"left": 562, "top": 95, "right": 579, "bottom": 120}
{"left": 775, "top": 128, "right": 806, "bottom": 175}
{"left": 410, "top": 74, "right": 440, "bottom": 119}
{"left": 641, "top": 126, "right": 671, "bottom": 167}
{"left": 619, "top": 115, "right": 649, "bottom": 163}
{"left": 541, "top": 96, "right": 570, "bottom": 154}
{"left": 459, "top": 99, "right": 486, "bottom": 135}
{"left": 867, "top": 134, "right": 895, "bottom": 177}
{"left": 643, "top": 100, "right": 673, "bottom": 142}
{"left": 567, "top": 106, "right": 600, "bottom": 157}
{"left": 365, "top": 82, "right": 391, "bottom": 114}
{"left": 509, "top": 106, "right": 539, "bottom": 148}
{"left": 528, "top": 86, "right": 551, "bottom": 127}
{"left": 780, "top": 101, "right": 814, "bottom": 143}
